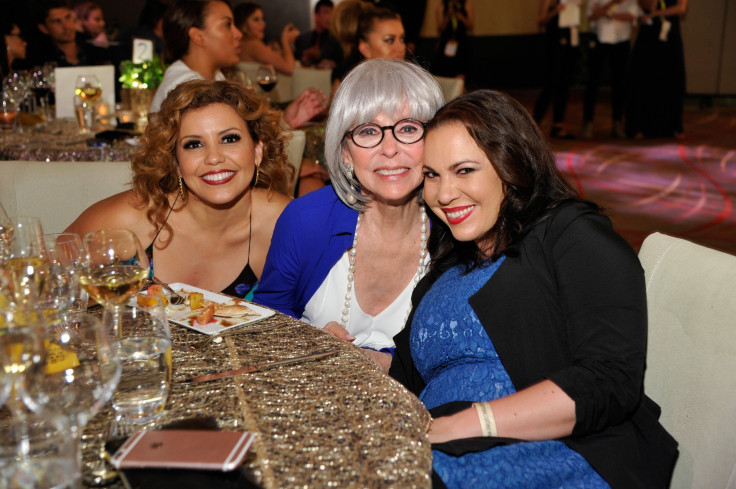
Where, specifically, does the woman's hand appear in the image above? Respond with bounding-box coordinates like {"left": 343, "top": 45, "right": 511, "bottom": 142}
{"left": 283, "top": 88, "right": 327, "bottom": 129}
{"left": 362, "top": 349, "right": 392, "bottom": 373}
{"left": 282, "top": 23, "right": 299, "bottom": 45}
{"left": 323, "top": 321, "right": 356, "bottom": 342}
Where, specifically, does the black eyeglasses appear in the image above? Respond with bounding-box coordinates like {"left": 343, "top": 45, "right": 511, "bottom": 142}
{"left": 344, "top": 118, "right": 427, "bottom": 148}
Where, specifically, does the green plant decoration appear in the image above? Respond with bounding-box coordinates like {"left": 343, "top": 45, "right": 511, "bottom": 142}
{"left": 119, "top": 57, "right": 165, "bottom": 90}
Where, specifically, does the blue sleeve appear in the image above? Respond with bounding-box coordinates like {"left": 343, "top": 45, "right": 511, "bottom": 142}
{"left": 253, "top": 204, "right": 305, "bottom": 318}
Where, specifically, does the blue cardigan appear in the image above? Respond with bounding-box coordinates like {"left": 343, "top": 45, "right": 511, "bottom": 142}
{"left": 254, "top": 186, "right": 358, "bottom": 318}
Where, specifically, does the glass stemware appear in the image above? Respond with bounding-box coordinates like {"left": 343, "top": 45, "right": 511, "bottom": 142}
{"left": 74, "top": 74, "right": 102, "bottom": 134}
{"left": 19, "top": 313, "right": 121, "bottom": 489}
{"left": 0, "top": 202, "right": 12, "bottom": 262}
{"left": 256, "top": 64, "right": 278, "bottom": 104}
{"left": 2, "top": 217, "right": 49, "bottom": 308}
{"left": 78, "top": 229, "right": 149, "bottom": 310}
{"left": 29, "top": 66, "right": 55, "bottom": 123}
{"left": 44, "top": 233, "right": 88, "bottom": 316}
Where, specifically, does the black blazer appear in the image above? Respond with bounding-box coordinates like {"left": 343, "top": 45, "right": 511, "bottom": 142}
{"left": 390, "top": 202, "right": 678, "bottom": 489}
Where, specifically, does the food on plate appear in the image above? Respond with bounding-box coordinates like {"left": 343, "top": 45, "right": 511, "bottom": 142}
{"left": 136, "top": 294, "right": 160, "bottom": 307}
{"left": 194, "top": 303, "right": 216, "bottom": 325}
{"left": 146, "top": 284, "right": 169, "bottom": 306}
{"left": 189, "top": 292, "right": 205, "bottom": 310}
{"left": 214, "top": 303, "right": 260, "bottom": 318}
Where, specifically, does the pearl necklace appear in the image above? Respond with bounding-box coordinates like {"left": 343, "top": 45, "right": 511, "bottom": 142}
{"left": 340, "top": 206, "right": 429, "bottom": 329}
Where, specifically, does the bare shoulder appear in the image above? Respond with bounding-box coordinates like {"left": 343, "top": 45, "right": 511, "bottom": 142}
{"left": 65, "top": 189, "right": 153, "bottom": 241}
{"left": 253, "top": 188, "right": 291, "bottom": 223}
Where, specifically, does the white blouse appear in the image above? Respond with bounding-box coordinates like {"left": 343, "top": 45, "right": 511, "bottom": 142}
{"left": 301, "top": 251, "right": 428, "bottom": 349}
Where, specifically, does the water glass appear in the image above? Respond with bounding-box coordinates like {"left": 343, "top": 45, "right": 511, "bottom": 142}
{"left": 1, "top": 92, "right": 20, "bottom": 132}
{"left": 0, "top": 414, "right": 79, "bottom": 489}
{"left": 104, "top": 296, "right": 171, "bottom": 425}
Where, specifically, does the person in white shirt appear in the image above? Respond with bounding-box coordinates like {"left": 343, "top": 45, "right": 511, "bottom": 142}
{"left": 582, "top": 0, "right": 639, "bottom": 139}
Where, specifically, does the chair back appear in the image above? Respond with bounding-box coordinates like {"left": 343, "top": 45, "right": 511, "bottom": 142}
{"left": 290, "top": 67, "right": 332, "bottom": 99}
{"left": 433, "top": 75, "right": 464, "bottom": 102}
{"left": 0, "top": 160, "right": 132, "bottom": 233}
{"left": 283, "top": 130, "right": 306, "bottom": 197}
{"left": 638, "top": 232, "right": 736, "bottom": 489}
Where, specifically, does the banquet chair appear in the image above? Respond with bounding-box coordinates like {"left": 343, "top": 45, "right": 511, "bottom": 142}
{"left": 283, "top": 130, "right": 306, "bottom": 197}
{"left": 433, "top": 75, "right": 464, "bottom": 102}
{"left": 0, "top": 160, "right": 132, "bottom": 233}
{"left": 290, "top": 67, "right": 332, "bottom": 99}
{"left": 638, "top": 232, "right": 736, "bottom": 489}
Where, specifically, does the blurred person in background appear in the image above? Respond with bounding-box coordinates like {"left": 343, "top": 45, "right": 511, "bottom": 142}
{"left": 330, "top": 0, "right": 406, "bottom": 95}
{"left": 27, "top": 0, "right": 110, "bottom": 67}
{"left": 1, "top": 20, "right": 28, "bottom": 80}
{"left": 114, "top": 0, "right": 167, "bottom": 61}
{"left": 432, "top": 0, "right": 474, "bottom": 79}
{"left": 294, "top": 0, "right": 343, "bottom": 70}
{"left": 582, "top": 0, "right": 639, "bottom": 139}
{"left": 74, "top": 1, "right": 109, "bottom": 47}
{"left": 235, "top": 2, "right": 299, "bottom": 76}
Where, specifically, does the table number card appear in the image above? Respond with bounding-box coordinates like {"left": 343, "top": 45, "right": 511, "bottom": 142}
{"left": 133, "top": 38, "right": 155, "bottom": 64}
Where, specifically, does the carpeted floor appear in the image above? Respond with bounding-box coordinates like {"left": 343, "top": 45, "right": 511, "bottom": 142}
{"left": 509, "top": 88, "right": 736, "bottom": 256}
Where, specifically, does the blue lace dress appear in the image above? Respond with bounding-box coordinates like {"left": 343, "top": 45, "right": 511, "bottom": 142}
{"left": 411, "top": 258, "right": 610, "bottom": 489}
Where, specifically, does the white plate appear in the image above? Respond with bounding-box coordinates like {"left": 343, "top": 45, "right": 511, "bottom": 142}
{"left": 163, "top": 283, "right": 275, "bottom": 335}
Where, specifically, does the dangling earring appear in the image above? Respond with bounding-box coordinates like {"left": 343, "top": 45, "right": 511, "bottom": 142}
{"left": 254, "top": 162, "right": 261, "bottom": 187}
{"left": 344, "top": 163, "right": 354, "bottom": 179}
{"left": 178, "top": 176, "right": 186, "bottom": 198}
{"left": 346, "top": 192, "right": 357, "bottom": 205}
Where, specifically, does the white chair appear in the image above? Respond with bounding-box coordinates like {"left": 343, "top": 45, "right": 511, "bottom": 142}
{"left": 235, "top": 62, "right": 293, "bottom": 104}
{"left": 638, "top": 232, "right": 736, "bottom": 489}
{"left": 290, "top": 67, "right": 332, "bottom": 99}
{"left": 433, "top": 75, "right": 464, "bottom": 102}
{"left": 283, "top": 130, "right": 306, "bottom": 197}
{"left": 0, "top": 160, "right": 132, "bottom": 233}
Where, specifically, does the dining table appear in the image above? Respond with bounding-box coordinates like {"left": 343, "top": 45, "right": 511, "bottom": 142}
{"left": 80, "top": 304, "right": 433, "bottom": 488}
{"left": 0, "top": 118, "right": 136, "bottom": 162}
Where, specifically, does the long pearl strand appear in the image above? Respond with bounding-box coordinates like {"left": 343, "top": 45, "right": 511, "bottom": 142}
{"left": 340, "top": 206, "right": 429, "bottom": 329}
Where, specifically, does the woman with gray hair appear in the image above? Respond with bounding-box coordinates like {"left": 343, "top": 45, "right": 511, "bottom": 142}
{"left": 254, "top": 58, "right": 443, "bottom": 372}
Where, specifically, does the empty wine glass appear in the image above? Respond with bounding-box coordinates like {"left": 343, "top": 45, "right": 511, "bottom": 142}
{"left": 0, "top": 202, "right": 12, "bottom": 262}
{"left": 74, "top": 74, "right": 102, "bottom": 134}
{"left": 21, "top": 313, "right": 121, "bottom": 488}
{"left": 256, "top": 64, "right": 278, "bottom": 104}
{"left": 44, "top": 233, "right": 88, "bottom": 315}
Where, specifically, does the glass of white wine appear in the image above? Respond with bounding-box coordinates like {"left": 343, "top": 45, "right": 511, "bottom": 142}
{"left": 79, "top": 229, "right": 149, "bottom": 310}
{"left": 2, "top": 217, "right": 49, "bottom": 309}
{"left": 74, "top": 74, "right": 102, "bottom": 134}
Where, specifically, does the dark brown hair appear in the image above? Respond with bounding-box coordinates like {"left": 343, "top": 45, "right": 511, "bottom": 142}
{"left": 132, "top": 79, "right": 292, "bottom": 243}
{"left": 162, "top": 0, "right": 230, "bottom": 63}
{"left": 426, "top": 89, "right": 582, "bottom": 273}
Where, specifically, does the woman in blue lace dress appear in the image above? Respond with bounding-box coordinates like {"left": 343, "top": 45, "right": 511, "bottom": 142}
{"left": 389, "top": 89, "right": 678, "bottom": 489}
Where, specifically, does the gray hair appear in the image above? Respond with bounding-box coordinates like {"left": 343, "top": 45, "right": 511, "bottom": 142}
{"left": 324, "top": 58, "right": 445, "bottom": 210}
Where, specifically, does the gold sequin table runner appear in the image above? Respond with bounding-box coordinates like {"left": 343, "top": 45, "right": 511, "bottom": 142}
{"left": 82, "top": 310, "right": 432, "bottom": 488}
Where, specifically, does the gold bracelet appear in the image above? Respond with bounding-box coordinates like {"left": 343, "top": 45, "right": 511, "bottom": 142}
{"left": 473, "top": 402, "right": 497, "bottom": 437}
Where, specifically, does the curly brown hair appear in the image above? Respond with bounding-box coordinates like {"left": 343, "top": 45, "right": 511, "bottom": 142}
{"left": 131, "top": 79, "right": 293, "bottom": 242}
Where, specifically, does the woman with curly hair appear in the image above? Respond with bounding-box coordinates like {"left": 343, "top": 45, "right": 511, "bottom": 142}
{"left": 67, "top": 79, "right": 292, "bottom": 299}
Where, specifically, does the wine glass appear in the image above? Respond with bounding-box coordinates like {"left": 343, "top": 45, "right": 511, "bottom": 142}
{"left": 44, "top": 233, "right": 88, "bottom": 316}
{"left": 74, "top": 74, "right": 102, "bottom": 134}
{"left": 0, "top": 202, "right": 12, "bottom": 262}
{"left": 256, "top": 64, "right": 278, "bottom": 104}
{"left": 29, "top": 66, "right": 54, "bottom": 123}
{"left": 21, "top": 312, "right": 121, "bottom": 487}
{"left": 78, "top": 229, "right": 149, "bottom": 310}
{"left": 0, "top": 88, "right": 22, "bottom": 133}
{"left": 2, "top": 217, "right": 49, "bottom": 308}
